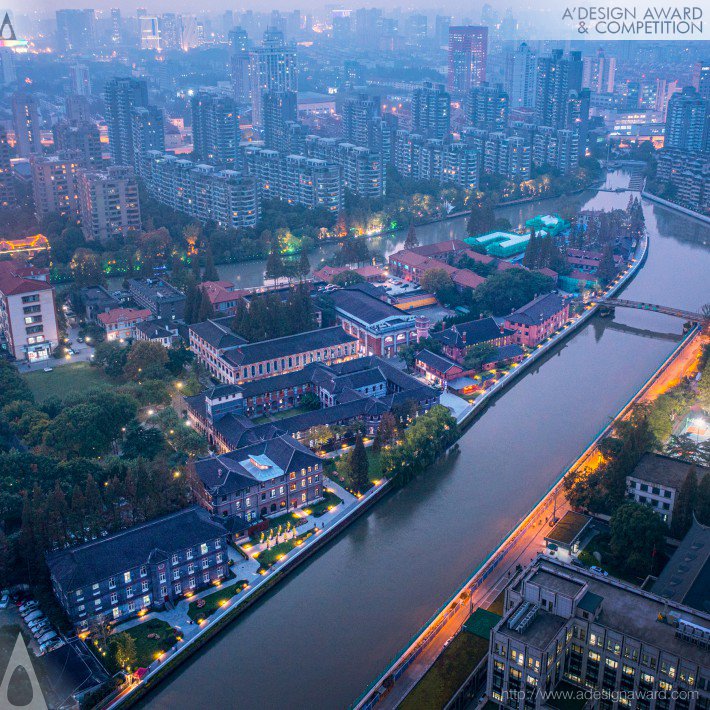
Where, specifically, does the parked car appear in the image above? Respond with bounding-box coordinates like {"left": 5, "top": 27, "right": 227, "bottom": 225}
{"left": 590, "top": 566, "right": 609, "bottom": 577}
{"left": 37, "top": 631, "right": 58, "bottom": 646}
{"left": 0, "top": 591, "right": 9, "bottom": 609}
{"left": 28, "top": 617, "right": 48, "bottom": 631}
{"left": 33, "top": 625, "right": 52, "bottom": 639}
{"left": 39, "top": 639, "right": 64, "bottom": 655}
{"left": 23, "top": 610, "right": 44, "bottom": 623}
{"left": 19, "top": 601, "right": 38, "bottom": 614}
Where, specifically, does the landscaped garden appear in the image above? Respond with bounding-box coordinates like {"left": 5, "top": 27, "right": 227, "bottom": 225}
{"left": 306, "top": 489, "right": 343, "bottom": 517}
{"left": 253, "top": 530, "right": 314, "bottom": 571}
{"left": 187, "top": 580, "right": 249, "bottom": 622}
{"left": 103, "top": 618, "right": 179, "bottom": 673}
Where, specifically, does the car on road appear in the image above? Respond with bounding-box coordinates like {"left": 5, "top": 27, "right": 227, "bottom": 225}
{"left": 590, "top": 566, "right": 609, "bottom": 577}
{"left": 0, "top": 591, "right": 9, "bottom": 609}
{"left": 20, "top": 604, "right": 39, "bottom": 617}
{"left": 77, "top": 336, "right": 84, "bottom": 343}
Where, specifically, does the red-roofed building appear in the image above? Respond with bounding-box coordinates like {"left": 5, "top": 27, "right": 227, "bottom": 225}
{"left": 97, "top": 307, "right": 152, "bottom": 342}
{"left": 0, "top": 261, "right": 59, "bottom": 361}
{"left": 199, "top": 281, "right": 246, "bottom": 317}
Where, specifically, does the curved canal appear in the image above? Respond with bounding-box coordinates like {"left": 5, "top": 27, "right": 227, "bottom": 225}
{"left": 144, "top": 179, "right": 710, "bottom": 710}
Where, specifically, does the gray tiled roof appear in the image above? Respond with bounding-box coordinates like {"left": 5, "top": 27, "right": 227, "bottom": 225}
{"left": 628, "top": 453, "right": 706, "bottom": 490}
{"left": 46, "top": 506, "right": 227, "bottom": 592}
{"left": 330, "top": 289, "right": 411, "bottom": 326}
{"left": 189, "top": 319, "right": 247, "bottom": 350}
{"left": 433, "top": 316, "right": 505, "bottom": 348}
{"left": 506, "top": 292, "right": 566, "bottom": 326}
{"left": 416, "top": 349, "right": 460, "bottom": 373}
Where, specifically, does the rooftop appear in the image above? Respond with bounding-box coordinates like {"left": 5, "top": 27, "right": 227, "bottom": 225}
{"left": 46, "top": 507, "right": 226, "bottom": 591}
{"left": 189, "top": 319, "right": 247, "bottom": 351}
{"left": 329, "top": 289, "right": 414, "bottom": 328}
{"left": 97, "top": 307, "right": 151, "bottom": 326}
{"left": 0, "top": 261, "right": 53, "bottom": 297}
{"left": 628, "top": 453, "right": 705, "bottom": 490}
{"left": 544, "top": 511, "right": 592, "bottom": 547}
{"left": 416, "top": 349, "right": 461, "bottom": 373}
{"left": 506, "top": 292, "right": 566, "bottom": 326}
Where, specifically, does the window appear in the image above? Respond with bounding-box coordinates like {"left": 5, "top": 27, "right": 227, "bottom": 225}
{"left": 159, "top": 571, "right": 166, "bottom": 583}
{"left": 76, "top": 589, "right": 83, "bottom": 598}
{"left": 203, "top": 572, "right": 210, "bottom": 583}
{"left": 188, "top": 563, "right": 194, "bottom": 574}
{"left": 186, "top": 548, "right": 193, "bottom": 560}
{"left": 160, "top": 586, "right": 167, "bottom": 597}
{"left": 215, "top": 539, "right": 221, "bottom": 549}
{"left": 113, "top": 607, "right": 121, "bottom": 619}
{"left": 202, "top": 559, "right": 209, "bottom": 569}
{"left": 200, "top": 543, "right": 208, "bottom": 555}
{"left": 142, "top": 581, "right": 149, "bottom": 592}
{"left": 174, "top": 583, "right": 181, "bottom": 594}
{"left": 126, "top": 586, "right": 133, "bottom": 598}
{"left": 173, "top": 570, "right": 180, "bottom": 581}
{"left": 110, "top": 593, "right": 118, "bottom": 605}
{"left": 172, "top": 553, "right": 179, "bottom": 565}
{"left": 189, "top": 578, "right": 196, "bottom": 589}
{"left": 216, "top": 553, "right": 222, "bottom": 564}
{"left": 140, "top": 566, "right": 147, "bottom": 577}
{"left": 109, "top": 577, "right": 116, "bottom": 589}
{"left": 92, "top": 583, "right": 99, "bottom": 593}
{"left": 128, "top": 601, "right": 135, "bottom": 612}
{"left": 143, "top": 595, "right": 151, "bottom": 606}
{"left": 124, "top": 571, "right": 131, "bottom": 584}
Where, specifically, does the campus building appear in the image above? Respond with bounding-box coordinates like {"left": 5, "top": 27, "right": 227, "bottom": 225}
{"left": 0, "top": 262, "right": 59, "bottom": 362}
{"left": 504, "top": 293, "right": 570, "bottom": 347}
{"left": 486, "top": 556, "right": 710, "bottom": 709}
{"left": 189, "top": 318, "right": 358, "bottom": 385}
{"left": 47, "top": 507, "right": 229, "bottom": 629}
{"left": 97, "top": 307, "right": 152, "bottom": 342}
{"left": 128, "top": 278, "right": 186, "bottom": 321}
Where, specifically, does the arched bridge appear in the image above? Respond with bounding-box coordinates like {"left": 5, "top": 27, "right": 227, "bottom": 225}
{"left": 588, "top": 297, "right": 707, "bottom": 322}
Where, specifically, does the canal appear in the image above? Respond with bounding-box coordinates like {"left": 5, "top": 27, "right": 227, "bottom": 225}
{"left": 143, "top": 179, "right": 710, "bottom": 710}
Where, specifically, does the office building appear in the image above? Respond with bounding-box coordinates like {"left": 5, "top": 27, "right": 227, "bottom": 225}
{"left": 411, "top": 82, "right": 451, "bottom": 140}
{"left": 0, "top": 132, "right": 14, "bottom": 208}
{"left": 131, "top": 105, "right": 165, "bottom": 178}
{"left": 467, "top": 83, "right": 509, "bottom": 132}
{"left": 435, "top": 15, "right": 451, "bottom": 48}
{"left": 52, "top": 120, "right": 102, "bottom": 168}
{"left": 505, "top": 43, "right": 537, "bottom": 110}
{"left": 191, "top": 91, "right": 241, "bottom": 168}
{"left": 110, "top": 8, "right": 122, "bottom": 45}
{"left": 263, "top": 90, "right": 297, "bottom": 151}
{"left": 159, "top": 13, "right": 183, "bottom": 51}
{"left": 30, "top": 153, "right": 80, "bottom": 219}
{"left": 664, "top": 87, "right": 707, "bottom": 154}
{"left": 69, "top": 64, "right": 91, "bottom": 96}
{"left": 104, "top": 77, "right": 149, "bottom": 167}
{"left": 448, "top": 26, "right": 488, "bottom": 93}
{"left": 55, "top": 9, "right": 96, "bottom": 54}
{"left": 47, "top": 506, "right": 228, "bottom": 629}
{"left": 128, "top": 278, "right": 185, "bottom": 320}
{"left": 77, "top": 166, "right": 141, "bottom": 242}
{"left": 249, "top": 28, "right": 297, "bottom": 129}
{"left": 140, "top": 16, "right": 161, "bottom": 50}
{"left": 0, "top": 261, "right": 58, "bottom": 362}
{"left": 692, "top": 60, "right": 710, "bottom": 101}
{"left": 12, "top": 92, "right": 42, "bottom": 158}
{"left": 486, "top": 556, "right": 710, "bottom": 710}
{"left": 141, "top": 151, "right": 259, "bottom": 229}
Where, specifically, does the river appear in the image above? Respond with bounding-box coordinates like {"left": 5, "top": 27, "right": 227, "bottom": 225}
{"left": 142, "top": 174, "right": 710, "bottom": 710}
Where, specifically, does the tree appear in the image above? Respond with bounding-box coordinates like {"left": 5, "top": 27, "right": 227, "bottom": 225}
{"left": 463, "top": 342, "right": 497, "bottom": 371}
{"left": 122, "top": 421, "right": 166, "bottom": 460}
{"left": 419, "top": 268, "right": 456, "bottom": 302}
{"left": 297, "top": 249, "right": 311, "bottom": 281}
{"left": 373, "top": 412, "right": 398, "bottom": 451}
{"left": 671, "top": 466, "right": 698, "bottom": 538}
{"left": 609, "top": 502, "right": 667, "bottom": 578}
{"left": 299, "top": 392, "right": 321, "bottom": 411}
{"left": 70, "top": 249, "right": 106, "bottom": 287}
{"left": 92, "top": 341, "right": 128, "bottom": 377}
{"left": 201, "top": 246, "right": 219, "bottom": 282}
{"left": 467, "top": 196, "right": 496, "bottom": 237}
{"left": 265, "top": 234, "right": 285, "bottom": 281}
{"left": 124, "top": 341, "right": 169, "bottom": 381}
{"left": 404, "top": 222, "right": 419, "bottom": 249}
{"left": 596, "top": 242, "right": 618, "bottom": 285}
{"left": 113, "top": 633, "right": 137, "bottom": 670}
{"left": 473, "top": 269, "right": 555, "bottom": 316}
{"left": 349, "top": 436, "right": 369, "bottom": 493}
{"left": 696, "top": 473, "right": 710, "bottom": 526}
{"left": 331, "top": 270, "right": 365, "bottom": 287}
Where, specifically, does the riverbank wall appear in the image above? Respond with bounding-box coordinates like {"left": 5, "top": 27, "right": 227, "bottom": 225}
{"left": 641, "top": 191, "right": 710, "bottom": 225}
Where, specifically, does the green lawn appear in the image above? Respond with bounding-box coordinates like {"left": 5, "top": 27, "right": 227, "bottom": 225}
{"left": 254, "top": 531, "right": 313, "bottom": 570}
{"left": 329, "top": 449, "right": 384, "bottom": 493}
{"left": 308, "top": 489, "right": 344, "bottom": 517}
{"left": 251, "top": 404, "right": 315, "bottom": 423}
{"left": 250, "top": 512, "right": 303, "bottom": 543}
{"left": 106, "top": 618, "right": 179, "bottom": 672}
{"left": 187, "top": 580, "right": 249, "bottom": 622}
{"left": 23, "top": 362, "right": 111, "bottom": 402}
{"left": 400, "top": 631, "right": 489, "bottom": 710}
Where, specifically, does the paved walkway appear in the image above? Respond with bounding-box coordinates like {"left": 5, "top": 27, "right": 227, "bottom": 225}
{"left": 439, "top": 391, "right": 475, "bottom": 423}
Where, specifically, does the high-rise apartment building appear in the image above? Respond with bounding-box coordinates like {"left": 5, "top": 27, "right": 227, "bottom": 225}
{"left": 263, "top": 90, "right": 297, "bottom": 151}
{"left": 66, "top": 94, "right": 91, "bottom": 123}
{"left": 0, "top": 132, "right": 14, "bottom": 208}
{"left": 12, "top": 92, "right": 42, "bottom": 158}
{"left": 77, "top": 166, "right": 141, "bottom": 242}
{"left": 69, "top": 64, "right": 91, "bottom": 96}
{"left": 191, "top": 91, "right": 241, "bottom": 168}
{"left": 30, "top": 153, "right": 81, "bottom": 219}
{"left": 692, "top": 60, "right": 710, "bottom": 101}
{"left": 582, "top": 49, "right": 616, "bottom": 95}
{"left": 535, "top": 50, "right": 583, "bottom": 129}
{"left": 342, "top": 94, "right": 380, "bottom": 145}
{"left": 249, "top": 28, "right": 297, "bottom": 129}
{"left": 104, "top": 77, "right": 149, "bottom": 166}
{"left": 505, "top": 43, "right": 537, "bottom": 110}
{"left": 52, "top": 120, "right": 102, "bottom": 167}
{"left": 411, "top": 82, "right": 451, "bottom": 140}
{"left": 665, "top": 86, "right": 707, "bottom": 153}
{"left": 448, "top": 26, "right": 488, "bottom": 93}
{"left": 131, "top": 106, "right": 165, "bottom": 178}
{"left": 467, "top": 83, "right": 509, "bottom": 132}
{"left": 0, "top": 48, "right": 17, "bottom": 86}
{"left": 55, "top": 9, "right": 96, "bottom": 54}
{"left": 110, "top": 8, "right": 122, "bottom": 45}
{"left": 229, "top": 27, "right": 251, "bottom": 104}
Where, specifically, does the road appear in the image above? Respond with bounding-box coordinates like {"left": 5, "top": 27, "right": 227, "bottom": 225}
{"left": 375, "top": 492, "right": 571, "bottom": 710}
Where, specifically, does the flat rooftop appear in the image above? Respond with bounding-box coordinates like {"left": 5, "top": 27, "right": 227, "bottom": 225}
{"left": 545, "top": 511, "right": 591, "bottom": 548}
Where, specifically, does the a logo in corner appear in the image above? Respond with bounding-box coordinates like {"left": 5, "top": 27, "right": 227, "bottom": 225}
{"left": 0, "top": 12, "right": 28, "bottom": 47}
{"left": 0, "top": 633, "right": 48, "bottom": 709}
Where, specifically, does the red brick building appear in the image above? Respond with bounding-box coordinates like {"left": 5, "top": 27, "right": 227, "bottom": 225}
{"left": 504, "top": 293, "right": 570, "bottom": 347}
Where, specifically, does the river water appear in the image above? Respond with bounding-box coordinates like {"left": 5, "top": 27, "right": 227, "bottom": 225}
{"left": 143, "top": 175, "right": 710, "bottom": 710}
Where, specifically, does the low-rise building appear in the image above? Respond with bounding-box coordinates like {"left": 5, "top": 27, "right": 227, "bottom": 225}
{"left": 191, "top": 435, "right": 325, "bottom": 521}
{"left": 46, "top": 506, "right": 229, "bottom": 629}
{"left": 199, "top": 281, "right": 246, "bottom": 317}
{"left": 504, "top": 293, "right": 570, "bottom": 347}
{"left": 97, "top": 307, "right": 152, "bottom": 342}
{"left": 626, "top": 453, "right": 706, "bottom": 526}
{"left": 134, "top": 318, "right": 180, "bottom": 347}
{"left": 486, "top": 555, "right": 710, "bottom": 709}
{"left": 415, "top": 349, "right": 468, "bottom": 387}
{"left": 189, "top": 319, "right": 358, "bottom": 385}
{"left": 128, "top": 278, "right": 186, "bottom": 321}
{"left": 77, "top": 285, "right": 121, "bottom": 321}
{"left": 0, "top": 262, "right": 59, "bottom": 361}
{"left": 432, "top": 316, "right": 514, "bottom": 361}
{"left": 329, "top": 287, "right": 418, "bottom": 357}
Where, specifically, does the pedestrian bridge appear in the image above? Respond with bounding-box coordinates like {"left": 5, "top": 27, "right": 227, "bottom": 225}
{"left": 582, "top": 297, "right": 707, "bottom": 323}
